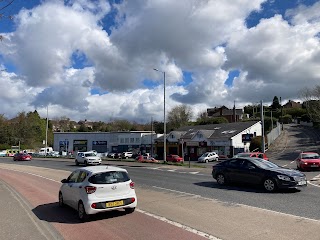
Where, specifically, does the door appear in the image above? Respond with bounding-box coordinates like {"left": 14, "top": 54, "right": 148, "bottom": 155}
{"left": 238, "top": 160, "right": 263, "bottom": 184}
{"left": 69, "top": 171, "right": 88, "bottom": 208}
{"left": 61, "top": 170, "right": 80, "bottom": 208}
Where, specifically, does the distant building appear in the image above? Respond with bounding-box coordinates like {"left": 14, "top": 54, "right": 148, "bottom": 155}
{"left": 207, "top": 106, "right": 245, "bottom": 122}
{"left": 283, "top": 100, "right": 302, "bottom": 109}
{"left": 154, "top": 121, "right": 262, "bottom": 160}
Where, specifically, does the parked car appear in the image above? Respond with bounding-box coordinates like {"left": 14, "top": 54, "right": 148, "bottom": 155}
{"left": 296, "top": 152, "right": 320, "bottom": 171}
{"left": 166, "top": 154, "right": 184, "bottom": 163}
{"left": 0, "top": 150, "right": 6, "bottom": 157}
{"left": 75, "top": 151, "right": 102, "bottom": 166}
{"left": 13, "top": 153, "right": 32, "bottom": 161}
{"left": 107, "top": 152, "right": 116, "bottom": 158}
{"left": 136, "top": 155, "right": 159, "bottom": 163}
{"left": 212, "top": 157, "right": 307, "bottom": 192}
{"left": 59, "top": 166, "right": 137, "bottom": 221}
{"left": 122, "top": 152, "right": 133, "bottom": 159}
{"left": 234, "top": 152, "right": 269, "bottom": 160}
{"left": 198, "top": 152, "right": 219, "bottom": 163}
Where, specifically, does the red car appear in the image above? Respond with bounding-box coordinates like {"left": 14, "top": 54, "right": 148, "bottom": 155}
{"left": 166, "top": 154, "right": 184, "bottom": 163}
{"left": 234, "top": 152, "right": 269, "bottom": 161}
{"left": 136, "top": 155, "right": 159, "bottom": 163}
{"left": 13, "top": 153, "right": 32, "bottom": 161}
{"left": 296, "top": 152, "right": 320, "bottom": 171}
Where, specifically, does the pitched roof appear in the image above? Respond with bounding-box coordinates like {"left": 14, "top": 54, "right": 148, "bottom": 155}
{"left": 178, "top": 121, "right": 260, "bottom": 140}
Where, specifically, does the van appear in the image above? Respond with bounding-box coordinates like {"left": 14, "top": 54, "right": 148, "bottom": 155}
{"left": 39, "top": 147, "right": 54, "bottom": 156}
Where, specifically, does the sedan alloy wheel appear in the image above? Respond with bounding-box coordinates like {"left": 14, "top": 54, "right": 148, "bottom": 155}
{"left": 216, "top": 174, "right": 226, "bottom": 185}
{"left": 263, "top": 178, "right": 276, "bottom": 192}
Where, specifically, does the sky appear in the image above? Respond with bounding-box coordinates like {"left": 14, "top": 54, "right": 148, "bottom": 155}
{"left": 0, "top": 0, "right": 319, "bottom": 123}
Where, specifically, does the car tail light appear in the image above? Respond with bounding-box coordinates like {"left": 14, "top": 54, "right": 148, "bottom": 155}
{"left": 85, "top": 186, "right": 96, "bottom": 194}
{"left": 130, "top": 197, "right": 136, "bottom": 203}
{"left": 130, "top": 182, "right": 135, "bottom": 189}
{"left": 91, "top": 203, "right": 97, "bottom": 209}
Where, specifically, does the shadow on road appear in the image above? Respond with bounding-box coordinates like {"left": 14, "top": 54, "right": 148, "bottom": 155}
{"left": 32, "top": 203, "right": 128, "bottom": 224}
{"left": 194, "top": 181, "right": 301, "bottom": 194}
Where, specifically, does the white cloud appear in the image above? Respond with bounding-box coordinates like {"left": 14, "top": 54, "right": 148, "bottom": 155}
{"left": 0, "top": 0, "right": 320, "bottom": 123}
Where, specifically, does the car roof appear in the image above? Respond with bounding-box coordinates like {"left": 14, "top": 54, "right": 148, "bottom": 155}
{"left": 78, "top": 166, "right": 128, "bottom": 174}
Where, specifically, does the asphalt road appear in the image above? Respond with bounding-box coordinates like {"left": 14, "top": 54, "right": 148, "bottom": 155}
{"left": 1, "top": 123, "right": 320, "bottom": 239}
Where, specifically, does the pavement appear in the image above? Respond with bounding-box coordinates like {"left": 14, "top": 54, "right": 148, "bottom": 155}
{"left": 0, "top": 179, "right": 63, "bottom": 240}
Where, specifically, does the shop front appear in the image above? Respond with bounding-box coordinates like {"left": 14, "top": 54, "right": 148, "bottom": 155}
{"left": 73, "top": 140, "right": 88, "bottom": 152}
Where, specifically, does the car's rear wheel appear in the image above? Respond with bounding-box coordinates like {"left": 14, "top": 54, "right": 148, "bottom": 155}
{"left": 216, "top": 174, "right": 226, "bottom": 185}
{"left": 263, "top": 178, "right": 277, "bottom": 192}
{"left": 75, "top": 159, "right": 79, "bottom": 166}
{"left": 125, "top": 208, "right": 135, "bottom": 214}
{"left": 58, "top": 192, "right": 64, "bottom": 207}
{"left": 78, "top": 201, "right": 88, "bottom": 221}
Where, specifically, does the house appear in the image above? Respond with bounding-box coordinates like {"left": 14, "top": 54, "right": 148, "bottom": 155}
{"left": 207, "top": 106, "right": 245, "bottom": 122}
{"left": 283, "top": 100, "right": 302, "bottom": 109}
{"left": 154, "top": 121, "right": 262, "bottom": 160}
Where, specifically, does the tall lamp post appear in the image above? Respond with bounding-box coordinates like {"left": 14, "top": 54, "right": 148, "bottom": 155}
{"left": 45, "top": 105, "right": 49, "bottom": 156}
{"left": 153, "top": 68, "right": 166, "bottom": 162}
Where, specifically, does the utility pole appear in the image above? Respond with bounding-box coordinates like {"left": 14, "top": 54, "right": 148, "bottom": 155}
{"left": 151, "top": 117, "right": 153, "bottom": 157}
{"left": 260, "top": 100, "right": 265, "bottom": 153}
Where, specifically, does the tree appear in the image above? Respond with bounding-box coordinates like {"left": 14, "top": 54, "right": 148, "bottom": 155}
{"left": 271, "top": 96, "right": 281, "bottom": 110}
{"left": 167, "top": 104, "right": 192, "bottom": 130}
{"left": 301, "top": 85, "right": 320, "bottom": 123}
{"left": 0, "top": 0, "right": 15, "bottom": 41}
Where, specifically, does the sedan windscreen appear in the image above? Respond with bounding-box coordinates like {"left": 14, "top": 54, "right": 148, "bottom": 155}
{"left": 89, "top": 171, "right": 130, "bottom": 184}
{"left": 250, "top": 158, "right": 279, "bottom": 169}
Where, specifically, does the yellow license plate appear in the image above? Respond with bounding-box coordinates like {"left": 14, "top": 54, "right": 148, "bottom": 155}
{"left": 106, "top": 200, "right": 124, "bottom": 208}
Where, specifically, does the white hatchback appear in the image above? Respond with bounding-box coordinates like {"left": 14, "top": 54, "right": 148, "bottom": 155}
{"left": 59, "top": 166, "right": 137, "bottom": 221}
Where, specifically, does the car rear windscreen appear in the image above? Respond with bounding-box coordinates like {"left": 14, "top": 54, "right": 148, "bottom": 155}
{"left": 88, "top": 171, "right": 130, "bottom": 184}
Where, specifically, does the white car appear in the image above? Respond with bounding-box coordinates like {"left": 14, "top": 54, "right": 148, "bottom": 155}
{"left": 198, "top": 152, "right": 219, "bottom": 163}
{"left": 121, "top": 152, "right": 133, "bottom": 159}
{"left": 59, "top": 166, "right": 137, "bottom": 221}
{"left": 75, "top": 151, "right": 102, "bottom": 166}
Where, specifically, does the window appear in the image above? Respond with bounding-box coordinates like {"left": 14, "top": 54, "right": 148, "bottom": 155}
{"left": 120, "top": 138, "right": 124, "bottom": 143}
{"left": 77, "top": 171, "right": 87, "bottom": 182}
{"left": 130, "top": 138, "right": 134, "bottom": 143}
{"left": 125, "top": 138, "right": 129, "bottom": 143}
{"left": 67, "top": 171, "right": 80, "bottom": 183}
{"left": 88, "top": 171, "right": 130, "bottom": 184}
{"left": 135, "top": 138, "right": 140, "bottom": 143}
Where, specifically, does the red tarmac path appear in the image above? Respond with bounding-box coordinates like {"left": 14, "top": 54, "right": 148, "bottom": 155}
{"left": 0, "top": 168, "right": 209, "bottom": 240}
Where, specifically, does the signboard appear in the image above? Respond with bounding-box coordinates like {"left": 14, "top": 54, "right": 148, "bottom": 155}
{"left": 59, "top": 140, "right": 69, "bottom": 145}
{"left": 209, "top": 141, "right": 230, "bottom": 146}
{"left": 92, "top": 141, "right": 107, "bottom": 145}
{"left": 186, "top": 141, "right": 199, "bottom": 146}
{"left": 74, "top": 140, "right": 87, "bottom": 145}
{"left": 242, "top": 134, "right": 253, "bottom": 142}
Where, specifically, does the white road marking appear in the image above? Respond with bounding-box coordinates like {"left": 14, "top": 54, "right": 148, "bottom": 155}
{"left": 167, "top": 169, "right": 177, "bottom": 172}
{"left": 0, "top": 166, "right": 218, "bottom": 239}
{"left": 136, "top": 209, "right": 221, "bottom": 240}
{"left": 152, "top": 186, "right": 320, "bottom": 223}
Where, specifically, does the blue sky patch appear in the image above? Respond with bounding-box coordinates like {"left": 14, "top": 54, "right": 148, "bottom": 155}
{"left": 225, "top": 70, "right": 240, "bottom": 87}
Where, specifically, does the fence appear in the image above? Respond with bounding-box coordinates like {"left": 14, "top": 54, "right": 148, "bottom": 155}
{"left": 267, "top": 122, "right": 282, "bottom": 147}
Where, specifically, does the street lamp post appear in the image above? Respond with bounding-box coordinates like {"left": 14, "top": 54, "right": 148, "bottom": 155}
{"left": 153, "top": 68, "right": 166, "bottom": 162}
{"left": 45, "top": 105, "right": 49, "bottom": 157}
